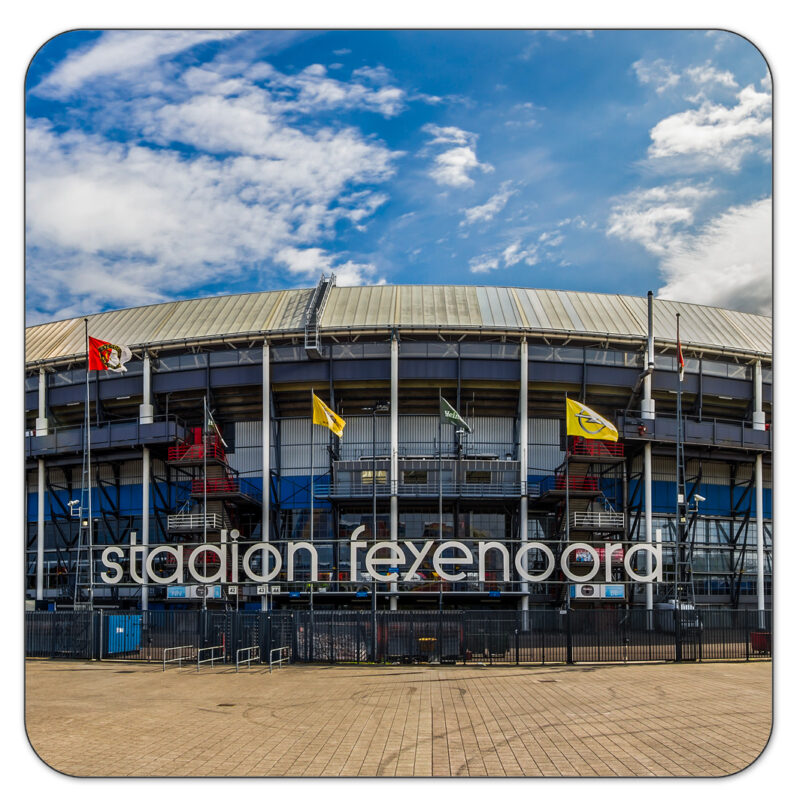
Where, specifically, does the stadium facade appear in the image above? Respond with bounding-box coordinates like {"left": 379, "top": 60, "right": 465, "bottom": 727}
{"left": 24, "top": 278, "right": 773, "bottom": 612}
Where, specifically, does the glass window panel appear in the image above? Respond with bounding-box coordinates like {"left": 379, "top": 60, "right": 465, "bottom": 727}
{"left": 398, "top": 342, "right": 428, "bottom": 357}
{"left": 529, "top": 345, "right": 556, "bottom": 361}
{"left": 238, "top": 348, "right": 261, "bottom": 364}
{"left": 553, "top": 347, "right": 584, "bottom": 363}
{"left": 209, "top": 350, "right": 238, "bottom": 365}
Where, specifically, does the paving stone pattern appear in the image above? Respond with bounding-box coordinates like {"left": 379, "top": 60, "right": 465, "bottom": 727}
{"left": 25, "top": 660, "right": 771, "bottom": 777}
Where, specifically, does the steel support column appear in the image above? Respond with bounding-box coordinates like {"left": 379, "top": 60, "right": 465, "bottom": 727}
{"left": 389, "top": 331, "right": 399, "bottom": 610}
{"left": 37, "top": 459, "right": 45, "bottom": 601}
{"left": 140, "top": 352, "right": 153, "bottom": 610}
{"left": 519, "top": 338, "right": 529, "bottom": 618}
{"left": 36, "top": 367, "right": 48, "bottom": 602}
{"left": 262, "top": 342, "right": 271, "bottom": 610}
{"left": 141, "top": 446, "right": 150, "bottom": 610}
{"left": 642, "top": 291, "right": 655, "bottom": 623}
{"left": 753, "top": 359, "right": 766, "bottom": 626}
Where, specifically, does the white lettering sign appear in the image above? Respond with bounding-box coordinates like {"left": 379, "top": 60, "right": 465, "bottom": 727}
{"left": 100, "top": 532, "right": 662, "bottom": 586}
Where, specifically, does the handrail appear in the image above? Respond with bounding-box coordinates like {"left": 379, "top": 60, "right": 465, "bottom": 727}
{"left": 269, "top": 646, "right": 290, "bottom": 673}
{"left": 236, "top": 646, "right": 260, "bottom": 672}
{"left": 163, "top": 644, "right": 195, "bottom": 671}
{"left": 167, "top": 513, "right": 223, "bottom": 530}
{"left": 28, "top": 412, "right": 188, "bottom": 438}
{"left": 197, "top": 645, "right": 225, "bottom": 671}
{"left": 168, "top": 441, "right": 228, "bottom": 462}
{"left": 572, "top": 511, "right": 624, "bottom": 529}
{"left": 316, "top": 481, "right": 530, "bottom": 498}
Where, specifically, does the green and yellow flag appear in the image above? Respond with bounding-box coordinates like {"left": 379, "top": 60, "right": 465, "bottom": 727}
{"left": 566, "top": 397, "right": 618, "bottom": 442}
{"left": 312, "top": 392, "right": 346, "bottom": 438}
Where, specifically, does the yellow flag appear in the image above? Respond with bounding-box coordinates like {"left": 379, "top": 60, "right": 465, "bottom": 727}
{"left": 312, "top": 392, "right": 346, "bottom": 438}
{"left": 566, "top": 397, "right": 618, "bottom": 442}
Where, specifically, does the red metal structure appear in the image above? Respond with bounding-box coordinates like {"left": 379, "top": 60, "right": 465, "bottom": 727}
{"left": 568, "top": 437, "right": 624, "bottom": 459}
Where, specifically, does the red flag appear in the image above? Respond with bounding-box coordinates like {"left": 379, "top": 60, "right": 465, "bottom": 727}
{"left": 88, "top": 337, "right": 132, "bottom": 373}
{"left": 677, "top": 333, "right": 685, "bottom": 382}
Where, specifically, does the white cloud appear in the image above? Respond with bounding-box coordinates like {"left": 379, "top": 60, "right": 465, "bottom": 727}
{"left": 469, "top": 256, "right": 500, "bottom": 274}
{"left": 430, "top": 147, "right": 493, "bottom": 187}
{"left": 686, "top": 62, "right": 738, "bottom": 88}
{"left": 351, "top": 65, "right": 393, "bottom": 84}
{"left": 647, "top": 85, "right": 771, "bottom": 171}
{"left": 275, "top": 247, "right": 383, "bottom": 286}
{"left": 422, "top": 124, "right": 492, "bottom": 188}
{"left": 469, "top": 239, "right": 539, "bottom": 274}
{"left": 501, "top": 241, "right": 538, "bottom": 267}
{"left": 657, "top": 198, "right": 771, "bottom": 314}
{"left": 32, "top": 31, "right": 244, "bottom": 98}
{"left": 251, "top": 63, "right": 406, "bottom": 117}
{"left": 26, "top": 61, "right": 399, "bottom": 318}
{"left": 460, "top": 181, "right": 516, "bottom": 226}
{"left": 632, "top": 59, "right": 680, "bottom": 94}
{"left": 422, "top": 124, "right": 476, "bottom": 147}
{"left": 606, "top": 183, "right": 716, "bottom": 255}
{"left": 538, "top": 231, "right": 564, "bottom": 247}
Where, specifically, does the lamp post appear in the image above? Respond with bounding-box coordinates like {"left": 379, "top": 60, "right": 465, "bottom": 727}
{"left": 363, "top": 401, "right": 389, "bottom": 661}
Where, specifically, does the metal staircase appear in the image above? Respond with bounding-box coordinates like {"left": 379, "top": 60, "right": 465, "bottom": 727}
{"left": 661, "top": 419, "right": 697, "bottom": 607}
{"left": 304, "top": 273, "right": 336, "bottom": 356}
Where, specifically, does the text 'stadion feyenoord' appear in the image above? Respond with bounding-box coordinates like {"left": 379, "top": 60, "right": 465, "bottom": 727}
{"left": 100, "top": 527, "right": 662, "bottom": 586}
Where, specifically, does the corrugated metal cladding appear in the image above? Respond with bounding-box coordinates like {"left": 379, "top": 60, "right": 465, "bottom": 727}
{"left": 279, "top": 418, "right": 331, "bottom": 474}
{"left": 652, "top": 457, "right": 733, "bottom": 486}
{"left": 233, "top": 420, "right": 262, "bottom": 449}
{"left": 339, "top": 416, "right": 391, "bottom": 460}
{"left": 469, "top": 417, "right": 514, "bottom": 451}
{"left": 399, "top": 415, "right": 437, "bottom": 452}
{"left": 44, "top": 465, "right": 81, "bottom": 487}
{"left": 26, "top": 285, "right": 771, "bottom": 363}
{"left": 227, "top": 448, "right": 262, "bottom": 478}
{"left": 528, "top": 418, "right": 563, "bottom": 473}
{"left": 226, "top": 421, "right": 264, "bottom": 477}
{"left": 26, "top": 469, "right": 38, "bottom": 492}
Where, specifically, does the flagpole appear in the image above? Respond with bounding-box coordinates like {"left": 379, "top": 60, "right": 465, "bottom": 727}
{"left": 438, "top": 388, "right": 443, "bottom": 610}
{"left": 310, "top": 390, "right": 314, "bottom": 588}
{"left": 676, "top": 313, "right": 684, "bottom": 606}
{"left": 564, "top": 392, "right": 570, "bottom": 611}
{"left": 203, "top": 394, "right": 207, "bottom": 611}
{"left": 85, "top": 319, "right": 94, "bottom": 608}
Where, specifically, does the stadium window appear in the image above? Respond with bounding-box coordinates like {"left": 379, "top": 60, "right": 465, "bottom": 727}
{"left": 403, "top": 470, "right": 428, "bottom": 485}
{"left": 361, "top": 470, "right": 387, "bottom": 485}
{"left": 465, "top": 470, "right": 491, "bottom": 484}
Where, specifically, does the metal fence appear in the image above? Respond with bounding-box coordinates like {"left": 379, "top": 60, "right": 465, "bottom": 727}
{"left": 25, "top": 608, "right": 771, "bottom": 666}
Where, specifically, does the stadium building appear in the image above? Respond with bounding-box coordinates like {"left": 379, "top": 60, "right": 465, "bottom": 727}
{"left": 24, "top": 278, "right": 773, "bottom": 613}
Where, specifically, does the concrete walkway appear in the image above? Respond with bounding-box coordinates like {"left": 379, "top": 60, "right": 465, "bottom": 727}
{"left": 25, "top": 659, "right": 771, "bottom": 777}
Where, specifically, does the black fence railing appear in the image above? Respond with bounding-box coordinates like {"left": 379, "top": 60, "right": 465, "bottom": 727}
{"left": 25, "top": 608, "right": 771, "bottom": 666}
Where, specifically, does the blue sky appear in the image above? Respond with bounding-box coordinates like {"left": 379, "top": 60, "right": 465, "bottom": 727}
{"left": 24, "top": 29, "right": 772, "bottom": 324}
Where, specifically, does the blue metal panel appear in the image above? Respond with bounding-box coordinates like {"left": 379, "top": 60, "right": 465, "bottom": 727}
{"left": 398, "top": 360, "right": 457, "bottom": 380}
{"left": 272, "top": 362, "right": 329, "bottom": 383}
{"left": 530, "top": 363, "right": 583, "bottom": 384}
{"left": 585, "top": 365, "right": 640, "bottom": 388}
{"left": 332, "top": 360, "right": 391, "bottom": 381}
{"left": 210, "top": 365, "right": 261, "bottom": 388}
{"left": 97, "top": 376, "right": 141, "bottom": 401}
{"left": 461, "top": 359, "right": 517, "bottom": 381}
{"left": 107, "top": 615, "right": 141, "bottom": 654}
{"left": 153, "top": 369, "right": 206, "bottom": 393}
{"left": 279, "top": 475, "right": 331, "bottom": 509}
{"left": 48, "top": 385, "right": 86, "bottom": 406}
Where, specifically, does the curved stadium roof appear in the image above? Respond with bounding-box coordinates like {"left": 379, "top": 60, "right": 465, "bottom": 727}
{"left": 25, "top": 285, "right": 772, "bottom": 366}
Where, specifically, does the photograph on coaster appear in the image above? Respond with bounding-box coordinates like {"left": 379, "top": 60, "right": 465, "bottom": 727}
{"left": 23, "top": 29, "right": 772, "bottom": 778}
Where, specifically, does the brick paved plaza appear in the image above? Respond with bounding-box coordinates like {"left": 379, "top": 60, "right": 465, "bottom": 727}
{"left": 25, "top": 659, "right": 771, "bottom": 777}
